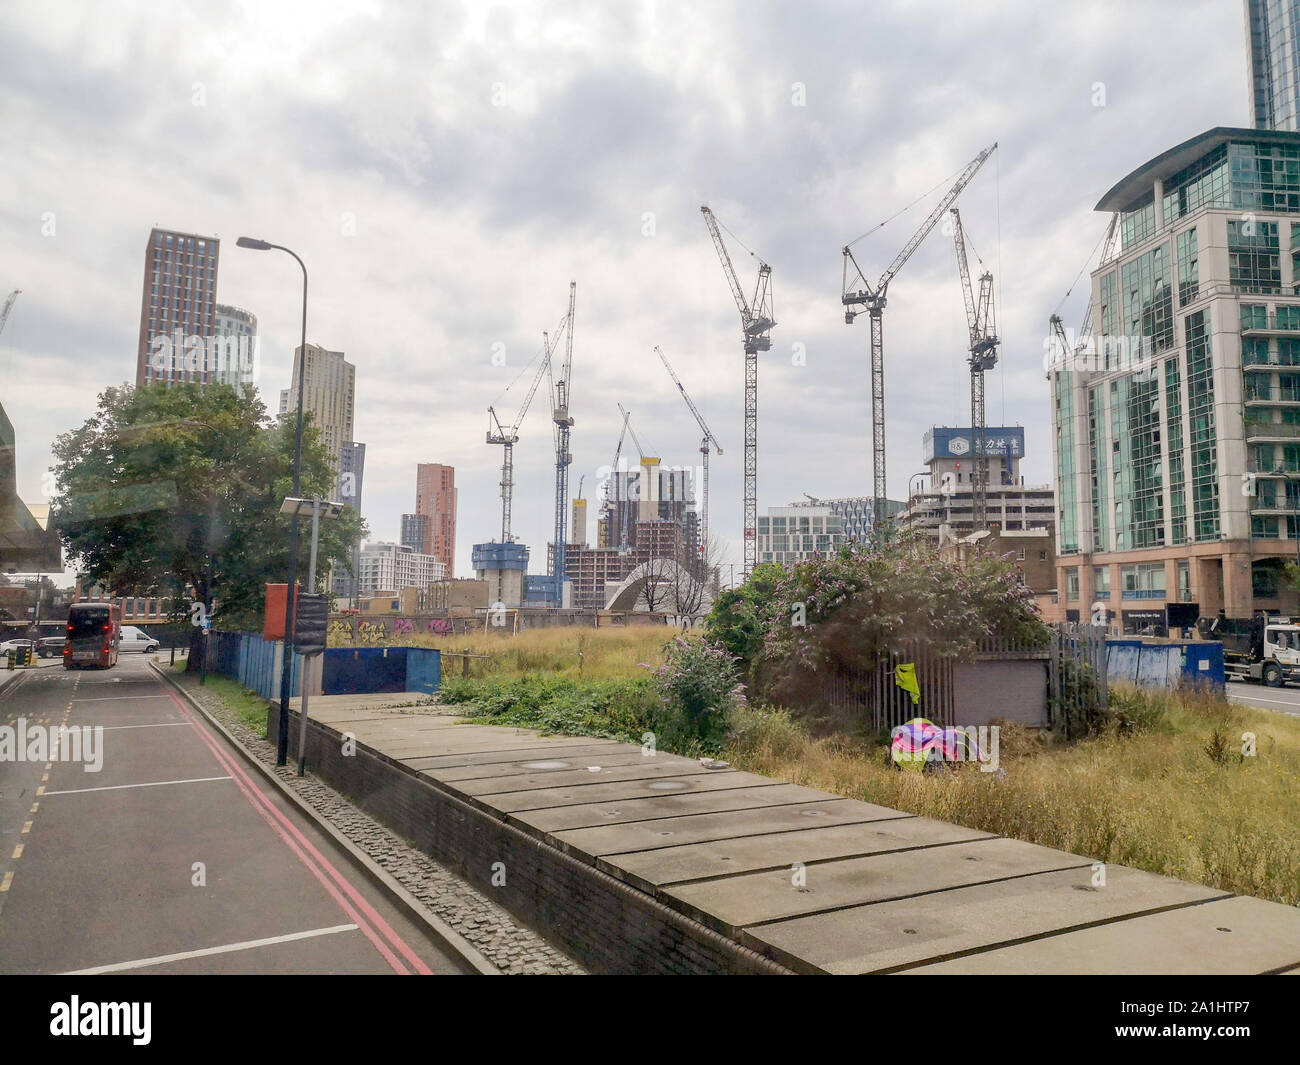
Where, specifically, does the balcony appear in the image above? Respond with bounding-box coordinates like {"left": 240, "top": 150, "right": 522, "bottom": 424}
{"left": 1244, "top": 420, "right": 1300, "bottom": 442}
{"left": 1241, "top": 311, "right": 1300, "bottom": 336}
{"left": 1244, "top": 386, "right": 1300, "bottom": 404}
{"left": 1241, "top": 351, "right": 1300, "bottom": 370}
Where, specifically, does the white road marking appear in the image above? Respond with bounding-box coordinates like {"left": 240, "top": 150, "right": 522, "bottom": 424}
{"left": 60, "top": 924, "right": 361, "bottom": 975}
{"left": 71, "top": 695, "right": 172, "bottom": 703}
{"left": 96, "top": 721, "right": 192, "bottom": 731}
{"left": 44, "top": 775, "right": 232, "bottom": 796}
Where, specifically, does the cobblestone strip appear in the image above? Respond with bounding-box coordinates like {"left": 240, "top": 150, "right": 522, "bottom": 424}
{"left": 171, "top": 670, "right": 585, "bottom": 975}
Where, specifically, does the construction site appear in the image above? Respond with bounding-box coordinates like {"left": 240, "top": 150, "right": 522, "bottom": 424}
{"left": 450, "top": 143, "right": 1016, "bottom": 630}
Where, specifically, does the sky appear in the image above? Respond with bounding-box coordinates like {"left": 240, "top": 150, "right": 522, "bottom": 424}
{"left": 0, "top": 0, "right": 1250, "bottom": 582}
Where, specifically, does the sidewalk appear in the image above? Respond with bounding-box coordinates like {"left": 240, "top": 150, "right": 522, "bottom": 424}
{"left": 285, "top": 693, "right": 1300, "bottom": 974}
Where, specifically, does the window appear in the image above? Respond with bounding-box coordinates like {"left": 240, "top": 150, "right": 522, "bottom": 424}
{"left": 1177, "top": 226, "right": 1199, "bottom": 306}
{"left": 1228, "top": 219, "right": 1281, "bottom": 294}
{"left": 1065, "top": 568, "right": 1080, "bottom": 601}
{"left": 1121, "top": 562, "right": 1166, "bottom": 599}
{"left": 1094, "top": 566, "right": 1111, "bottom": 597}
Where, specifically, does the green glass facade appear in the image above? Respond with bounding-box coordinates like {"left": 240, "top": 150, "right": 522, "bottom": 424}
{"left": 1054, "top": 371, "right": 1078, "bottom": 554}
{"left": 1176, "top": 226, "right": 1199, "bottom": 306}
{"left": 1185, "top": 310, "right": 1219, "bottom": 542}
{"left": 1165, "top": 356, "right": 1187, "bottom": 545}
{"left": 1121, "top": 242, "right": 1174, "bottom": 353}
{"left": 1089, "top": 385, "right": 1108, "bottom": 551}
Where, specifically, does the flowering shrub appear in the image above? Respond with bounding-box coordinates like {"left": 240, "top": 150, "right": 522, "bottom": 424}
{"left": 651, "top": 636, "right": 745, "bottom": 752}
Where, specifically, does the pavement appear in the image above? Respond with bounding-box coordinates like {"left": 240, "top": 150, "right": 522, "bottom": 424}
{"left": 294, "top": 693, "right": 1300, "bottom": 975}
{"left": 0, "top": 655, "right": 473, "bottom": 974}
{"left": 1227, "top": 680, "right": 1300, "bottom": 716}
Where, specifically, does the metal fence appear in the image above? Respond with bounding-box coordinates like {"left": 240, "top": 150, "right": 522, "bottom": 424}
{"left": 1048, "top": 622, "right": 1109, "bottom": 737}
{"left": 817, "top": 623, "right": 1106, "bottom": 734}
{"left": 819, "top": 641, "right": 955, "bottom": 734}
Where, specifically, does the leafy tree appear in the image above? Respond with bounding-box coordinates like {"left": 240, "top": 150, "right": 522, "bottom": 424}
{"left": 703, "top": 562, "right": 784, "bottom": 672}
{"left": 50, "top": 383, "right": 365, "bottom": 670}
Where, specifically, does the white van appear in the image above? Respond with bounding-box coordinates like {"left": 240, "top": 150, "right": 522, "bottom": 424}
{"left": 118, "top": 626, "right": 160, "bottom": 653}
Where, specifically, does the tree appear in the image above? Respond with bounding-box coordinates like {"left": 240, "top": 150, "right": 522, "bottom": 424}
{"left": 50, "top": 383, "right": 365, "bottom": 670}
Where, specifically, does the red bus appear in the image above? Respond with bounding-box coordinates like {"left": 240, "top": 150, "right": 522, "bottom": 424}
{"left": 64, "top": 601, "right": 121, "bottom": 669}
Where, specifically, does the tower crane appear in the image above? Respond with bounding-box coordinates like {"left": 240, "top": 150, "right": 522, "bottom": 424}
{"left": 950, "top": 208, "right": 999, "bottom": 533}
{"left": 608, "top": 405, "right": 632, "bottom": 553}
{"left": 0, "top": 290, "right": 20, "bottom": 341}
{"left": 655, "top": 344, "right": 723, "bottom": 570}
{"left": 841, "top": 143, "right": 997, "bottom": 526}
{"left": 486, "top": 343, "right": 552, "bottom": 544}
{"left": 701, "top": 206, "right": 774, "bottom": 579}
{"left": 548, "top": 282, "right": 577, "bottom": 598}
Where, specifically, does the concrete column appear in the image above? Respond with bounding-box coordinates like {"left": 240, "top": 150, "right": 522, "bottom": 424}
{"left": 1223, "top": 552, "right": 1254, "bottom": 617}
{"left": 1194, "top": 556, "right": 1223, "bottom": 615}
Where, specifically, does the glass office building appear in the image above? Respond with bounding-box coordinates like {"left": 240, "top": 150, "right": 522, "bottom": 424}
{"left": 1051, "top": 127, "right": 1300, "bottom": 629}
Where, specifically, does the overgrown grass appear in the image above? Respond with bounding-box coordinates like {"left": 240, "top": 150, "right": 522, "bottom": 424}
{"left": 335, "top": 625, "right": 681, "bottom": 681}
{"left": 726, "top": 686, "right": 1300, "bottom": 907}
{"left": 439, "top": 675, "right": 660, "bottom": 745}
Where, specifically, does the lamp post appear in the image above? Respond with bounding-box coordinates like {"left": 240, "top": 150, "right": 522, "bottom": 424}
{"left": 238, "top": 236, "right": 308, "bottom": 766}
{"left": 908, "top": 471, "right": 929, "bottom": 501}
{"left": 280, "top": 496, "right": 345, "bottom": 776}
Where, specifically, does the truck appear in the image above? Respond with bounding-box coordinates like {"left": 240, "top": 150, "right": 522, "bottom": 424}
{"left": 1199, "top": 613, "right": 1300, "bottom": 686}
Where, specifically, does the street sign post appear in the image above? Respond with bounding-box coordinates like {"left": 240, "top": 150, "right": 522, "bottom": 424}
{"left": 279, "top": 497, "right": 344, "bottom": 776}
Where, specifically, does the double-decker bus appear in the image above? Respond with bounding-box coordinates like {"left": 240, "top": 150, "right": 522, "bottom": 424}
{"left": 64, "top": 601, "right": 121, "bottom": 669}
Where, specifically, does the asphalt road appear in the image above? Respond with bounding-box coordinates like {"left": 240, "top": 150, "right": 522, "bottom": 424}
{"left": 0, "top": 654, "right": 468, "bottom": 974}
{"left": 1226, "top": 679, "right": 1300, "bottom": 717}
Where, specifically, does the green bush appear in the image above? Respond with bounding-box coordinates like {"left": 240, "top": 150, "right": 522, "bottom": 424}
{"left": 438, "top": 675, "right": 661, "bottom": 745}
{"left": 728, "top": 702, "right": 809, "bottom": 760}
{"left": 650, "top": 636, "right": 745, "bottom": 754}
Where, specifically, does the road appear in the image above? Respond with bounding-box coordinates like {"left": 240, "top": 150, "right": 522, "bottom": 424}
{"left": 0, "top": 654, "right": 467, "bottom": 974}
{"left": 1226, "top": 680, "right": 1300, "bottom": 716}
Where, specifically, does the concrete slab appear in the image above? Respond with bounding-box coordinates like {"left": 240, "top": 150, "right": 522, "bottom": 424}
{"left": 512, "top": 783, "right": 833, "bottom": 834}
{"left": 903, "top": 895, "right": 1300, "bottom": 975}
{"left": 452, "top": 758, "right": 728, "bottom": 796}
{"left": 405, "top": 741, "right": 624, "bottom": 772}
{"left": 604, "top": 817, "right": 993, "bottom": 891}
{"left": 663, "top": 836, "right": 1092, "bottom": 934}
{"left": 554, "top": 799, "right": 898, "bottom": 856}
{"left": 483, "top": 770, "right": 785, "bottom": 813}
{"left": 430, "top": 747, "right": 700, "bottom": 783}
{"left": 747, "top": 865, "right": 1227, "bottom": 974}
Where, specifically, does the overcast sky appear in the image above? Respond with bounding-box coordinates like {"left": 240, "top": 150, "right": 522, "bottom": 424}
{"left": 0, "top": 0, "right": 1249, "bottom": 580}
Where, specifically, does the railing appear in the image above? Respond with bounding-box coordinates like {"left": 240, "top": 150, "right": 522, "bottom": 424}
{"left": 1241, "top": 312, "right": 1300, "bottom": 333}
{"left": 1241, "top": 351, "right": 1300, "bottom": 368}
{"left": 1244, "top": 420, "right": 1300, "bottom": 439}
{"left": 1245, "top": 387, "right": 1300, "bottom": 402}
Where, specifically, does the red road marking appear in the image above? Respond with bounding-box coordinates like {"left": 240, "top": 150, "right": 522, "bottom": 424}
{"left": 162, "top": 687, "right": 434, "bottom": 975}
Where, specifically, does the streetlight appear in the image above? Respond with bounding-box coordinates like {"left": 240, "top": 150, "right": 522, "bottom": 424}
{"left": 908, "top": 471, "right": 929, "bottom": 501}
{"left": 238, "top": 236, "right": 308, "bottom": 767}
{"left": 280, "top": 496, "right": 345, "bottom": 775}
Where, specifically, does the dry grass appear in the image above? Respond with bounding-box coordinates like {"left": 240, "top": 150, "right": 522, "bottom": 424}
{"left": 342, "top": 624, "right": 683, "bottom": 681}
{"left": 727, "top": 690, "right": 1300, "bottom": 906}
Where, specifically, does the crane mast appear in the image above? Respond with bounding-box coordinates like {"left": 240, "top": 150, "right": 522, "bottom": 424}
{"left": 701, "top": 206, "right": 774, "bottom": 580}
{"left": 655, "top": 345, "right": 723, "bottom": 577}
{"left": 841, "top": 143, "right": 997, "bottom": 527}
{"left": 550, "top": 282, "right": 577, "bottom": 599}
{"left": 0, "top": 290, "right": 20, "bottom": 341}
{"left": 486, "top": 342, "right": 552, "bottom": 544}
{"left": 950, "top": 208, "right": 999, "bottom": 533}
{"left": 606, "top": 407, "right": 632, "bottom": 553}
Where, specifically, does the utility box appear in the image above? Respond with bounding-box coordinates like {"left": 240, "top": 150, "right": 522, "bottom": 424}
{"left": 263, "top": 583, "right": 301, "bottom": 641}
